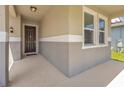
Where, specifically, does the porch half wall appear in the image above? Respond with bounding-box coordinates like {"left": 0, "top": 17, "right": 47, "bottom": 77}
{"left": 39, "top": 5, "right": 111, "bottom": 77}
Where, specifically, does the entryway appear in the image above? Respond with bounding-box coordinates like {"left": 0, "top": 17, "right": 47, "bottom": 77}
{"left": 23, "top": 24, "right": 39, "bottom": 56}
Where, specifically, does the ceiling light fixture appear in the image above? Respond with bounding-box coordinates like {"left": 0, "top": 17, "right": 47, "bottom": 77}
{"left": 30, "top": 6, "right": 37, "bottom": 12}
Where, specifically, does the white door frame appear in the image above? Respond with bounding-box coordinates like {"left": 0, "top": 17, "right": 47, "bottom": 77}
{"left": 22, "top": 23, "right": 39, "bottom": 55}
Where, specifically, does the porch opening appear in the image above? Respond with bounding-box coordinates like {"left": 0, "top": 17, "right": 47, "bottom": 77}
{"left": 111, "top": 16, "right": 124, "bottom": 62}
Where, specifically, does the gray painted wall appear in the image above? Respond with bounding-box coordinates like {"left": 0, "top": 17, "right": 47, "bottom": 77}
{"left": 39, "top": 42, "right": 69, "bottom": 76}
{"left": 39, "top": 42, "right": 111, "bottom": 77}
{"left": 9, "top": 42, "right": 21, "bottom": 61}
{"left": 69, "top": 42, "right": 111, "bottom": 77}
{"left": 0, "top": 6, "right": 9, "bottom": 87}
{"left": 0, "top": 42, "right": 9, "bottom": 86}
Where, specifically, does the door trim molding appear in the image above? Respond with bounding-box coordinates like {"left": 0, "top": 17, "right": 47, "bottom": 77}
{"left": 22, "top": 23, "right": 39, "bottom": 55}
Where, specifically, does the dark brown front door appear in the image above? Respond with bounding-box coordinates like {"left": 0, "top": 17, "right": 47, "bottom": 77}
{"left": 25, "top": 25, "right": 36, "bottom": 54}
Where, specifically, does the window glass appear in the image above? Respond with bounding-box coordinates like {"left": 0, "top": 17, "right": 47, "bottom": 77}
{"left": 99, "top": 18, "right": 105, "bottom": 31}
{"left": 84, "top": 29, "right": 94, "bottom": 44}
{"left": 84, "top": 12, "right": 94, "bottom": 29}
{"left": 99, "top": 32, "right": 104, "bottom": 44}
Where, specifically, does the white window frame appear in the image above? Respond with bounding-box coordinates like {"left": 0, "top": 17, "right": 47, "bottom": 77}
{"left": 82, "top": 6, "right": 108, "bottom": 49}
{"left": 98, "top": 14, "right": 108, "bottom": 46}
{"left": 82, "top": 6, "right": 97, "bottom": 47}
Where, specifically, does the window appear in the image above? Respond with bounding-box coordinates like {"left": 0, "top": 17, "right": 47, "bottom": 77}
{"left": 82, "top": 6, "right": 108, "bottom": 49}
{"left": 84, "top": 13, "right": 94, "bottom": 44}
{"left": 98, "top": 14, "right": 107, "bottom": 45}
{"left": 99, "top": 18, "right": 105, "bottom": 44}
{"left": 83, "top": 7, "right": 97, "bottom": 46}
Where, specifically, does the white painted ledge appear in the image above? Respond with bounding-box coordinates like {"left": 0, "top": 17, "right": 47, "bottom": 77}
{"left": 82, "top": 44, "right": 108, "bottom": 49}
{"left": 40, "top": 35, "right": 111, "bottom": 43}
{"left": 69, "top": 35, "right": 82, "bottom": 42}
{"left": 0, "top": 32, "right": 21, "bottom": 42}
{"left": 9, "top": 37, "right": 21, "bottom": 42}
{"left": 40, "top": 35, "right": 82, "bottom": 42}
{"left": 0, "top": 31, "right": 7, "bottom": 42}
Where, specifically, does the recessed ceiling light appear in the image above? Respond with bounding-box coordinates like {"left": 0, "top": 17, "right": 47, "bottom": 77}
{"left": 30, "top": 6, "right": 37, "bottom": 12}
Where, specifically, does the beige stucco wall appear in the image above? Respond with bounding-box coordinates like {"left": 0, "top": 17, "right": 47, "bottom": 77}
{"left": 9, "top": 15, "right": 21, "bottom": 37}
{"left": 69, "top": 6, "right": 82, "bottom": 35}
{"left": 86, "top": 5, "right": 109, "bottom": 17}
{"left": 22, "top": 18, "right": 39, "bottom": 25}
{"left": 0, "top": 5, "right": 8, "bottom": 32}
{"left": 40, "top": 5, "right": 111, "bottom": 37}
{"left": 40, "top": 6, "right": 69, "bottom": 38}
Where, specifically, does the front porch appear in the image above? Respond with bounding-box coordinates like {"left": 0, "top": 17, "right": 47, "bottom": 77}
{"left": 9, "top": 55, "right": 124, "bottom": 87}
{"left": 1, "top": 5, "right": 124, "bottom": 87}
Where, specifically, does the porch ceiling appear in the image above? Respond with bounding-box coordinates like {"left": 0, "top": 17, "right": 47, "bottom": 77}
{"left": 15, "top": 5, "right": 52, "bottom": 22}
{"left": 87, "top": 5, "right": 124, "bottom": 18}
{"left": 14, "top": 5, "right": 124, "bottom": 21}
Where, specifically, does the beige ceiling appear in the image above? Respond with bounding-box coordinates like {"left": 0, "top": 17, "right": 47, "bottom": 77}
{"left": 87, "top": 5, "right": 124, "bottom": 18}
{"left": 15, "top": 5, "right": 52, "bottom": 22}
{"left": 9, "top": 5, "right": 16, "bottom": 17}
{"left": 14, "top": 5, "right": 124, "bottom": 21}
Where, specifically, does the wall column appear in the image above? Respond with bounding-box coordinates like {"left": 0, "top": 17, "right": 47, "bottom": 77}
{"left": 0, "top": 5, "right": 9, "bottom": 87}
{"left": 108, "top": 17, "right": 112, "bottom": 42}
